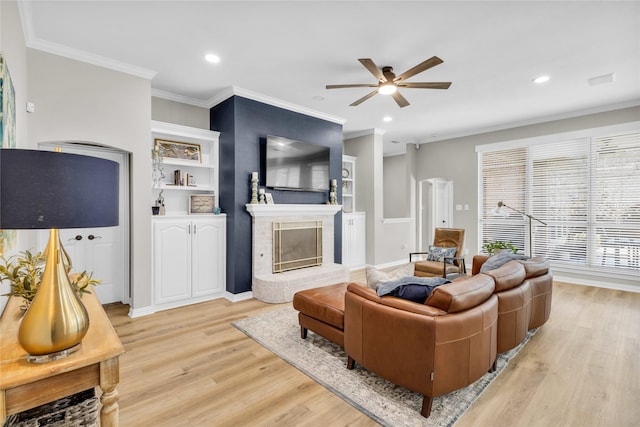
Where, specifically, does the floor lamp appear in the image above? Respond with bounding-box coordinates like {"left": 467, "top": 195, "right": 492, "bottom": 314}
{"left": 497, "top": 201, "right": 547, "bottom": 257}
{"left": 0, "top": 149, "right": 119, "bottom": 362}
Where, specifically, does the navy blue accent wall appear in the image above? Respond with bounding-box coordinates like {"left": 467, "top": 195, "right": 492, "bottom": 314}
{"left": 211, "top": 96, "right": 344, "bottom": 294}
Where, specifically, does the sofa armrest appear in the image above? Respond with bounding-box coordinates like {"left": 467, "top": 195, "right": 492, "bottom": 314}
{"left": 472, "top": 255, "right": 490, "bottom": 275}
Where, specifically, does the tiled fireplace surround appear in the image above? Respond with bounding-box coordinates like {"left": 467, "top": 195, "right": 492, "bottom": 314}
{"left": 246, "top": 204, "right": 350, "bottom": 303}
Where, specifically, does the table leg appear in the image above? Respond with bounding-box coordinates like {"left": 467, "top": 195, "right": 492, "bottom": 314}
{"left": 99, "top": 357, "right": 120, "bottom": 427}
{"left": 1, "top": 391, "right": 6, "bottom": 425}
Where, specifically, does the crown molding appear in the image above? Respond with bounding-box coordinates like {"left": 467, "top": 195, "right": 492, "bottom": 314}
{"left": 18, "top": 1, "right": 156, "bottom": 80}
{"left": 344, "top": 128, "right": 387, "bottom": 140}
{"left": 151, "top": 89, "right": 210, "bottom": 108}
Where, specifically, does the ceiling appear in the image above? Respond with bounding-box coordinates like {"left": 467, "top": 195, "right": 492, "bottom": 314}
{"left": 19, "top": 1, "right": 640, "bottom": 156}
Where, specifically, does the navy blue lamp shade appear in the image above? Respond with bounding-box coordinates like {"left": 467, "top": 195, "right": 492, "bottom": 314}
{"left": 0, "top": 149, "right": 119, "bottom": 230}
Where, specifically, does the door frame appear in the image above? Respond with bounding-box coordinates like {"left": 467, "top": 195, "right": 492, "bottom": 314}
{"left": 38, "top": 141, "right": 131, "bottom": 304}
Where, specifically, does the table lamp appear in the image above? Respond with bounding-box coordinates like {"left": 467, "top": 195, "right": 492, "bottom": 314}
{"left": 0, "top": 148, "right": 119, "bottom": 362}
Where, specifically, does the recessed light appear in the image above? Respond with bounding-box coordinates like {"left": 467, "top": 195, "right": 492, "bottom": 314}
{"left": 533, "top": 75, "right": 550, "bottom": 84}
{"left": 383, "top": 116, "right": 393, "bottom": 122}
{"left": 205, "top": 54, "right": 220, "bottom": 64}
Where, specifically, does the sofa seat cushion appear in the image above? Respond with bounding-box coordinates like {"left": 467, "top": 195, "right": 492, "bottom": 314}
{"left": 293, "top": 282, "right": 348, "bottom": 330}
{"left": 518, "top": 256, "right": 550, "bottom": 279}
{"left": 414, "top": 260, "right": 460, "bottom": 276}
{"left": 425, "top": 274, "right": 495, "bottom": 313}
{"left": 482, "top": 260, "right": 526, "bottom": 292}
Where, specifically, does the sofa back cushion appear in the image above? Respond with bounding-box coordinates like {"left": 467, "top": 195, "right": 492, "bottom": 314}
{"left": 518, "top": 256, "right": 550, "bottom": 279}
{"left": 482, "top": 260, "right": 526, "bottom": 292}
{"left": 425, "top": 274, "right": 495, "bottom": 313}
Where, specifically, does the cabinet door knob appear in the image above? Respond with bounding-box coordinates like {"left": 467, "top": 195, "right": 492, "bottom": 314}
{"left": 88, "top": 234, "right": 102, "bottom": 240}
{"left": 70, "top": 235, "right": 83, "bottom": 241}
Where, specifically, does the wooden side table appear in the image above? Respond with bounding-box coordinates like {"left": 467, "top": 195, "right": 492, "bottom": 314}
{"left": 0, "top": 289, "right": 124, "bottom": 426}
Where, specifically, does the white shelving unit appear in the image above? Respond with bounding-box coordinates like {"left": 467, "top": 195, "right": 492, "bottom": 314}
{"left": 341, "top": 155, "right": 356, "bottom": 213}
{"left": 341, "top": 155, "right": 366, "bottom": 269}
{"left": 151, "top": 120, "right": 220, "bottom": 216}
{"left": 150, "top": 121, "right": 226, "bottom": 313}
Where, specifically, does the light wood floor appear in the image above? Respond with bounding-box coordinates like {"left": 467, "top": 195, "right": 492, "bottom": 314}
{"left": 104, "top": 273, "right": 640, "bottom": 426}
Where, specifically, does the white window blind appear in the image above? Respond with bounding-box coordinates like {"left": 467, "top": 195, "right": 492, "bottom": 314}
{"left": 591, "top": 132, "right": 640, "bottom": 270}
{"left": 479, "top": 129, "right": 640, "bottom": 274}
{"left": 480, "top": 148, "right": 527, "bottom": 253}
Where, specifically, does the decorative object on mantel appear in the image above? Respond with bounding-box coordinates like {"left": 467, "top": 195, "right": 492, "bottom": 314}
{"left": 329, "top": 179, "right": 337, "bottom": 205}
{"left": 250, "top": 171, "right": 259, "bottom": 204}
{"left": 265, "top": 193, "right": 274, "bottom": 204}
{"left": 259, "top": 188, "right": 266, "bottom": 204}
{"left": 0, "top": 148, "right": 119, "bottom": 363}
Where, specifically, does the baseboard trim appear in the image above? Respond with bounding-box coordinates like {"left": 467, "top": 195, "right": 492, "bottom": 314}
{"left": 225, "top": 291, "right": 253, "bottom": 302}
{"left": 128, "top": 306, "right": 156, "bottom": 318}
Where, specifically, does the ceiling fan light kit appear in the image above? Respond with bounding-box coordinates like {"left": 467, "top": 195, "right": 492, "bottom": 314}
{"left": 326, "top": 56, "right": 452, "bottom": 108}
{"left": 378, "top": 83, "right": 397, "bottom": 95}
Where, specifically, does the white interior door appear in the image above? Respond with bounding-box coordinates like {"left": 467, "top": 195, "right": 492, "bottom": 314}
{"left": 37, "top": 142, "right": 130, "bottom": 304}
{"left": 420, "top": 178, "right": 454, "bottom": 248}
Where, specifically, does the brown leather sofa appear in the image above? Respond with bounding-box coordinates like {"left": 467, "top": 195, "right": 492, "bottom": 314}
{"left": 473, "top": 255, "right": 552, "bottom": 331}
{"left": 343, "top": 275, "right": 498, "bottom": 418}
{"left": 293, "top": 256, "right": 552, "bottom": 419}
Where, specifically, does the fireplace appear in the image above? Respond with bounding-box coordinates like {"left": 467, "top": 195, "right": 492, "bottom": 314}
{"left": 246, "top": 204, "right": 349, "bottom": 303}
{"left": 273, "top": 221, "right": 323, "bottom": 273}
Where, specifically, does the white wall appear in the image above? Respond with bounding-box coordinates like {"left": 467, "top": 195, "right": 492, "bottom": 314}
{"left": 345, "top": 130, "right": 413, "bottom": 267}
{"left": 383, "top": 154, "right": 409, "bottom": 218}
{"left": 0, "top": 0, "right": 29, "bottom": 314}
{"left": 151, "top": 97, "right": 210, "bottom": 129}
{"left": 26, "top": 50, "right": 153, "bottom": 312}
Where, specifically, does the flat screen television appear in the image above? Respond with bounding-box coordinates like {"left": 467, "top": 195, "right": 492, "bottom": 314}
{"left": 266, "top": 135, "right": 330, "bottom": 192}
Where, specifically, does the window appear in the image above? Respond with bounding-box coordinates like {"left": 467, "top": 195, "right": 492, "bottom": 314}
{"left": 478, "top": 126, "right": 640, "bottom": 275}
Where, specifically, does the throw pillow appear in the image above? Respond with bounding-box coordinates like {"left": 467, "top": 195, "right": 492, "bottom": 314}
{"left": 366, "top": 263, "right": 415, "bottom": 290}
{"left": 480, "top": 251, "right": 530, "bottom": 273}
{"left": 427, "top": 246, "right": 457, "bottom": 264}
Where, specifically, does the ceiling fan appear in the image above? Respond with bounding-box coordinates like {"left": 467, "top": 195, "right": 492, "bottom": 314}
{"left": 326, "top": 56, "right": 451, "bottom": 108}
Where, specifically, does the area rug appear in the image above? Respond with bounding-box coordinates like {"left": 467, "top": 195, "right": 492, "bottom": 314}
{"left": 233, "top": 306, "right": 535, "bottom": 427}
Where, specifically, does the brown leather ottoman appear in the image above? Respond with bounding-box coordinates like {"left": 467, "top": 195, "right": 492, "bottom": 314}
{"left": 292, "top": 282, "right": 349, "bottom": 348}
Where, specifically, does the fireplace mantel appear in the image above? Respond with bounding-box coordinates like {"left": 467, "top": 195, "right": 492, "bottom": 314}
{"left": 246, "top": 204, "right": 342, "bottom": 217}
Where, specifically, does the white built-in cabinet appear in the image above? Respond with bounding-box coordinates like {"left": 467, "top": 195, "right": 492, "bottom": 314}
{"left": 342, "top": 212, "right": 366, "bottom": 270}
{"left": 341, "top": 155, "right": 366, "bottom": 269}
{"left": 151, "top": 121, "right": 226, "bottom": 312}
{"left": 152, "top": 216, "right": 226, "bottom": 311}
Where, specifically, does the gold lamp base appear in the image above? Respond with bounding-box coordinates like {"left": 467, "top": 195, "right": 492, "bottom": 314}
{"left": 18, "top": 229, "right": 90, "bottom": 362}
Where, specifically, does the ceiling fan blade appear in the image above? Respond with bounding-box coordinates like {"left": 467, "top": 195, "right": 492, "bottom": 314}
{"left": 391, "top": 91, "right": 410, "bottom": 108}
{"left": 326, "top": 84, "right": 379, "bottom": 89}
{"left": 394, "top": 56, "right": 443, "bottom": 82}
{"left": 397, "top": 82, "right": 452, "bottom": 89}
{"left": 358, "top": 58, "right": 386, "bottom": 82}
{"left": 350, "top": 89, "right": 379, "bottom": 106}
